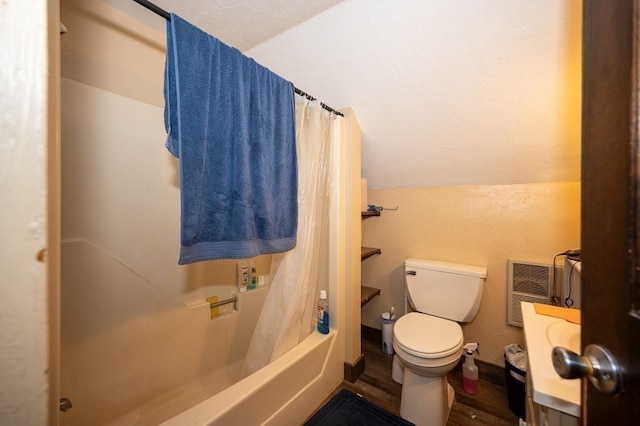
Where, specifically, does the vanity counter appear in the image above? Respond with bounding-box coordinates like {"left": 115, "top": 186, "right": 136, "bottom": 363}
{"left": 521, "top": 302, "right": 580, "bottom": 419}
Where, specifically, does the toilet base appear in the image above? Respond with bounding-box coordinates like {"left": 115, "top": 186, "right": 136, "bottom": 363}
{"left": 399, "top": 368, "right": 455, "bottom": 426}
{"left": 392, "top": 355, "right": 404, "bottom": 384}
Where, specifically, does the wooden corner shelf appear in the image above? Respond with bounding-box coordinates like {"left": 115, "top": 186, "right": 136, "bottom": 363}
{"left": 361, "top": 211, "right": 381, "bottom": 219}
{"left": 361, "top": 285, "right": 381, "bottom": 306}
{"left": 360, "top": 209, "right": 381, "bottom": 307}
{"left": 361, "top": 246, "right": 381, "bottom": 261}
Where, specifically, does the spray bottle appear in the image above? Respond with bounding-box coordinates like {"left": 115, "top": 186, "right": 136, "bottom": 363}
{"left": 462, "top": 343, "right": 479, "bottom": 394}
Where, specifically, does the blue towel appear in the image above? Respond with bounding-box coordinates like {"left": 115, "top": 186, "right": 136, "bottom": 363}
{"left": 164, "top": 14, "right": 297, "bottom": 264}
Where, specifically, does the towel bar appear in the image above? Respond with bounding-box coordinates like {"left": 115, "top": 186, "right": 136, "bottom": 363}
{"left": 210, "top": 296, "right": 238, "bottom": 311}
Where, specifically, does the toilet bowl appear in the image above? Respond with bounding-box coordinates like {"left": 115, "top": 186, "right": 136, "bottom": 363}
{"left": 393, "top": 312, "right": 463, "bottom": 426}
{"left": 393, "top": 258, "right": 487, "bottom": 426}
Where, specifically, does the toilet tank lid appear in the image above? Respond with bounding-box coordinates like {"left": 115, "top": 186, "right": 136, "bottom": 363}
{"left": 404, "top": 258, "right": 487, "bottom": 278}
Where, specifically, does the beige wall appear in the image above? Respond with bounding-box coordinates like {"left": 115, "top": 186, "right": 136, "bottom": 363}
{"left": 61, "top": 0, "right": 165, "bottom": 107}
{"left": 361, "top": 182, "right": 580, "bottom": 365}
{"left": 341, "top": 108, "right": 363, "bottom": 367}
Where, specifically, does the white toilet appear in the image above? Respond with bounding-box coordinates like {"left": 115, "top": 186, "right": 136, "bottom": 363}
{"left": 392, "top": 258, "right": 487, "bottom": 426}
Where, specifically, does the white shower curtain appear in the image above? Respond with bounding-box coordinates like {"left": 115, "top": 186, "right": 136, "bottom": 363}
{"left": 244, "top": 98, "right": 337, "bottom": 374}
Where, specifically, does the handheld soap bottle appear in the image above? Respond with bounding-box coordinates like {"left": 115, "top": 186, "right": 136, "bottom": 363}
{"left": 462, "top": 343, "right": 479, "bottom": 394}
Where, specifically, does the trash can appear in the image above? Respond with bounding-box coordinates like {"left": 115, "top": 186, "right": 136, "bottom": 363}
{"left": 504, "top": 344, "right": 527, "bottom": 419}
{"left": 381, "top": 312, "right": 395, "bottom": 355}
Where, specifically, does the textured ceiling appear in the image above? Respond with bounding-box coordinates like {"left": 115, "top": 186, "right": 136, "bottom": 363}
{"left": 101, "top": 0, "right": 345, "bottom": 51}
{"left": 100, "top": 0, "right": 582, "bottom": 190}
{"left": 249, "top": 1, "right": 583, "bottom": 189}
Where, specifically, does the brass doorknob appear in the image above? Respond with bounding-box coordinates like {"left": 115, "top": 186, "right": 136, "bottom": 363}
{"left": 552, "top": 344, "right": 621, "bottom": 395}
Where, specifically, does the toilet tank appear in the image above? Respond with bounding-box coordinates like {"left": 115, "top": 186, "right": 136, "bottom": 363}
{"left": 404, "top": 258, "right": 487, "bottom": 322}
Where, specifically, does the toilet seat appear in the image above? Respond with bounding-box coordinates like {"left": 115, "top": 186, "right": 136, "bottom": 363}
{"left": 394, "top": 312, "right": 463, "bottom": 359}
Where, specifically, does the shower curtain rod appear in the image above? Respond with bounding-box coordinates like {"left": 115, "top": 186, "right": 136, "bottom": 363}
{"left": 132, "top": 0, "right": 344, "bottom": 117}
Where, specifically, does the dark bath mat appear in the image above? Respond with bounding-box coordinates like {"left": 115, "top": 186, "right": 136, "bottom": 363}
{"left": 305, "top": 389, "right": 414, "bottom": 425}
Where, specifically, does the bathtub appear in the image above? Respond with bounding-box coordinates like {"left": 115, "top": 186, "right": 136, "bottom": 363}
{"left": 61, "top": 241, "right": 342, "bottom": 426}
{"left": 108, "top": 330, "right": 338, "bottom": 426}
{"left": 161, "top": 330, "right": 338, "bottom": 425}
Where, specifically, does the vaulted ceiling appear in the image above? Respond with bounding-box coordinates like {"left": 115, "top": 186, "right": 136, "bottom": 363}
{"left": 101, "top": 0, "right": 582, "bottom": 189}
{"left": 102, "top": 0, "right": 345, "bottom": 50}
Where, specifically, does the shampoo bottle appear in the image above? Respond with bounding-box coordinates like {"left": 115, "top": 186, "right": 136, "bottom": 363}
{"left": 462, "top": 343, "right": 479, "bottom": 394}
{"left": 317, "top": 290, "right": 329, "bottom": 334}
{"left": 248, "top": 259, "right": 257, "bottom": 290}
{"left": 237, "top": 261, "right": 249, "bottom": 293}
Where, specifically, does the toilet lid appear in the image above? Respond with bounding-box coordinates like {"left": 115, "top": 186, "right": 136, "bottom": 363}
{"left": 394, "top": 312, "right": 463, "bottom": 359}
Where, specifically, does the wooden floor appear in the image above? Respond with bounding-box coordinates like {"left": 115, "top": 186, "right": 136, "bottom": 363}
{"left": 317, "top": 327, "right": 521, "bottom": 425}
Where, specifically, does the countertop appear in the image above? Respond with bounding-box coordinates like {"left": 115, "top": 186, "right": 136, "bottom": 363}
{"left": 521, "top": 301, "right": 581, "bottom": 417}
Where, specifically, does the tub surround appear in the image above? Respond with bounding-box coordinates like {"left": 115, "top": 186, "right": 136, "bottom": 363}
{"left": 522, "top": 302, "right": 580, "bottom": 421}
{"left": 61, "top": 240, "right": 270, "bottom": 425}
{"left": 60, "top": 72, "right": 358, "bottom": 425}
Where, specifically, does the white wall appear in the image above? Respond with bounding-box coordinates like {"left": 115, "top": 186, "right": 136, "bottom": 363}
{"left": 247, "top": 0, "right": 582, "bottom": 189}
{"left": 0, "top": 0, "right": 50, "bottom": 424}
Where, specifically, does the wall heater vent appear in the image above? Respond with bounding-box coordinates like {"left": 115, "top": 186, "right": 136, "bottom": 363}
{"left": 507, "top": 259, "right": 552, "bottom": 327}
